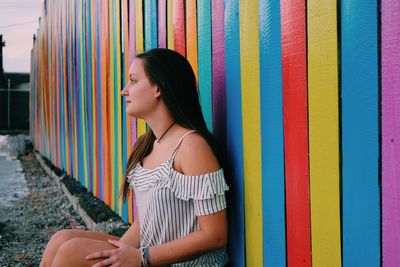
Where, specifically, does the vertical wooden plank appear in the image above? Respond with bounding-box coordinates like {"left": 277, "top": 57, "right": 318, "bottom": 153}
{"left": 73, "top": 0, "right": 79, "bottom": 181}
{"left": 64, "top": 0, "right": 71, "bottom": 178}
{"left": 115, "top": 0, "right": 123, "bottom": 216}
{"left": 58, "top": 1, "right": 65, "bottom": 171}
{"left": 382, "top": 0, "right": 400, "bottom": 266}
{"left": 121, "top": 0, "right": 129, "bottom": 222}
{"left": 158, "top": 0, "right": 167, "bottom": 48}
{"left": 239, "top": 1, "right": 263, "bottom": 266}
{"left": 71, "top": 0, "right": 79, "bottom": 181}
{"left": 55, "top": 1, "right": 61, "bottom": 169}
{"left": 77, "top": 0, "right": 85, "bottom": 186}
{"left": 280, "top": 0, "right": 312, "bottom": 266}
{"left": 99, "top": 0, "right": 106, "bottom": 201}
{"left": 109, "top": 0, "right": 116, "bottom": 210}
{"left": 129, "top": 0, "right": 137, "bottom": 147}
{"left": 135, "top": 0, "right": 146, "bottom": 137}
{"left": 197, "top": 0, "right": 212, "bottom": 131}
{"left": 173, "top": 0, "right": 185, "bottom": 56}
{"left": 103, "top": 0, "right": 112, "bottom": 206}
{"left": 259, "top": 0, "right": 286, "bottom": 265}
{"left": 211, "top": 0, "right": 226, "bottom": 143}
{"left": 307, "top": 1, "right": 341, "bottom": 266}
{"left": 49, "top": 0, "right": 54, "bottom": 162}
{"left": 128, "top": 0, "right": 137, "bottom": 223}
{"left": 85, "top": 0, "right": 94, "bottom": 192}
{"left": 341, "top": 0, "right": 380, "bottom": 266}
{"left": 81, "top": 0, "right": 89, "bottom": 189}
{"left": 185, "top": 0, "right": 198, "bottom": 80}
{"left": 144, "top": 0, "right": 157, "bottom": 50}
{"left": 92, "top": 0, "right": 98, "bottom": 197}
{"left": 225, "top": 1, "right": 245, "bottom": 265}
{"left": 167, "top": 0, "right": 174, "bottom": 49}
{"left": 86, "top": 1, "right": 96, "bottom": 194}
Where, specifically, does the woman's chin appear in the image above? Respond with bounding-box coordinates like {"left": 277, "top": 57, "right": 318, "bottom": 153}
{"left": 126, "top": 110, "right": 142, "bottom": 119}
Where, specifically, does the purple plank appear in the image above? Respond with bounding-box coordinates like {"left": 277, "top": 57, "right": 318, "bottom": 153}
{"left": 211, "top": 0, "right": 226, "bottom": 145}
{"left": 158, "top": 0, "right": 166, "bottom": 48}
{"left": 129, "top": 0, "right": 136, "bottom": 63}
{"left": 382, "top": 1, "right": 400, "bottom": 266}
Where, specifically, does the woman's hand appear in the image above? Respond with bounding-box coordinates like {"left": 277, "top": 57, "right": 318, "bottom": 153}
{"left": 85, "top": 239, "right": 141, "bottom": 267}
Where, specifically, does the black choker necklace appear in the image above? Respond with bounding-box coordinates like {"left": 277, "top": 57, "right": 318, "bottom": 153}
{"left": 156, "top": 121, "right": 176, "bottom": 143}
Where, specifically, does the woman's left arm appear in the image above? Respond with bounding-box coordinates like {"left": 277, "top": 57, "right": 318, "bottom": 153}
{"left": 148, "top": 208, "right": 228, "bottom": 266}
{"left": 86, "top": 209, "right": 227, "bottom": 267}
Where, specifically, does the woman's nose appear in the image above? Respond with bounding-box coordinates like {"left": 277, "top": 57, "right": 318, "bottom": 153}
{"left": 121, "top": 87, "right": 128, "bottom": 96}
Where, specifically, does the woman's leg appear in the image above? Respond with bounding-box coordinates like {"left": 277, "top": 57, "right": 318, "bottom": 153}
{"left": 50, "top": 237, "right": 117, "bottom": 267}
{"left": 40, "top": 229, "right": 119, "bottom": 267}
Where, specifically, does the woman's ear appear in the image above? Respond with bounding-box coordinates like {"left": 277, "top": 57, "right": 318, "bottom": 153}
{"left": 155, "top": 86, "right": 161, "bottom": 98}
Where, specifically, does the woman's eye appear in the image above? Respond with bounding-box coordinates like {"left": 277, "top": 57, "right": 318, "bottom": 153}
{"left": 130, "top": 79, "right": 137, "bottom": 84}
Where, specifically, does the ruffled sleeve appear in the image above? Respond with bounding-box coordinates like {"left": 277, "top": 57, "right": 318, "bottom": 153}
{"left": 169, "top": 168, "right": 229, "bottom": 216}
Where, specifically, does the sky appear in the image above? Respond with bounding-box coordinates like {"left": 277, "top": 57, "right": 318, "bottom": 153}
{"left": 0, "top": 0, "right": 43, "bottom": 73}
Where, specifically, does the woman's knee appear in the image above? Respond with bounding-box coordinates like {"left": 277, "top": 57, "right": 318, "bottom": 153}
{"left": 51, "top": 238, "right": 87, "bottom": 266}
{"left": 57, "top": 238, "right": 81, "bottom": 254}
{"left": 48, "top": 229, "right": 81, "bottom": 245}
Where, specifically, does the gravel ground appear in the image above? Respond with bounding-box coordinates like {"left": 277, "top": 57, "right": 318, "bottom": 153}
{"left": 0, "top": 153, "right": 85, "bottom": 266}
{"left": 0, "top": 152, "right": 129, "bottom": 267}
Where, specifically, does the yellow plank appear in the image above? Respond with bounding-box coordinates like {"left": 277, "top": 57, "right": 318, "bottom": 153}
{"left": 239, "top": 1, "right": 263, "bottom": 266}
{"left": 167, "top": 0, "right": 174, "bottom": 50}
{"left": 135, "top": 0, "right": 147, "bottom": 137}
{"left": 307, "top": 1, "right": 342, "bottom": 266}
{"left": 135, "top": 0, "right": 144, "bottom": 53}
{"left": 109, "top": 0, "right": 116, "bottom": 209}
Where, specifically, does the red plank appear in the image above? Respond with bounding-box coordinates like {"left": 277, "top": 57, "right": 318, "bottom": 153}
{"left": 173, "top": 0, "right": 185, "bottom": 56}
{"left": 280, "top": 0, "right": 311, "bottom": 266}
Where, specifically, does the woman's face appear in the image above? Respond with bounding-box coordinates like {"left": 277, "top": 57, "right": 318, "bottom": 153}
{"left": 121, "top": 58, "right": 160, "bottom": 118}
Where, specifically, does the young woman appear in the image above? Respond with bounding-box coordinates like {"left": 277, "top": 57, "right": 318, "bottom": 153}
{"left": 40, "top": 48, "right": 229, "bottom": 267}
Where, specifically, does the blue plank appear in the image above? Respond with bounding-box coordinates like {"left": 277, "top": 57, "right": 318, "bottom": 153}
{"left": 59, "top": 3, "right": 66, "bottom": 171}
{"left": 76, "top": 0, "right": 84, "bottom": 185}
{"left": 197, "top": 0, "right": 212, "bottom": 131}
{"left": 121, "top": 6, "right": 128, "bottom": 221}
{"left": 144, "top": 0, "right": 158, "bottom": 50}
{"left": 86, "top": 0, "right": 94, "bottom": 192}
{"left": 67, "top": 0, "right": 75, "bottom": 179}
{"left": 82, "top": 0, "right": 89, "bottom": 189}
{"left": 96, "top": 1, "right": 104, "bottom": 200}
{"left": 259, "top": 0, "right": 286, "bottom": 265}
{"left": 341, "top": 0, "right": 380, "bottom": 266}
{"left": 225, "top": 0, "right": 245, "bottom": 266}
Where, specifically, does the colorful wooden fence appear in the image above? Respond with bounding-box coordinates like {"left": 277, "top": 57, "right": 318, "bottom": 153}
{"left": 30, "top": 0, "right": 399, "bottom": 266}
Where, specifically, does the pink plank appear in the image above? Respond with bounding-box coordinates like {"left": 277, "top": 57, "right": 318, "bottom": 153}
{"left": 211, "top": 0, "right": 226, "bottom": 145}
{"left": 129, "top": 0, "right": 136, "bottom": 63}
{"left": 129, "top": 0, "right": 137, "bottom": 146}
{"left": 158, "top": 0, "right": 166, "bottom": 48}
{"left": 382, "top": 1, "right": 400, "bottom": 266}
{"left": 128, "top": 0, "right": 138, "bottom": 219}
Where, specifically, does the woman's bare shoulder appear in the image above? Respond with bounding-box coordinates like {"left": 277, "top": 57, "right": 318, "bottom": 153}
{"left": 174, "top": 132, "right": 220, "bottom": 176}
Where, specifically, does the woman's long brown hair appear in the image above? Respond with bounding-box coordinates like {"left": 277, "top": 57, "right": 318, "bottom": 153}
{"left": 120, "top": 48, "right": 223, "bottom": 201}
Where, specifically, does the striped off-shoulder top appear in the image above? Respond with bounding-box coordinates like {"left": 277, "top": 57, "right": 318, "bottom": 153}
{"left": 127, "top": 130, "right": 229, "bottom": 266}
